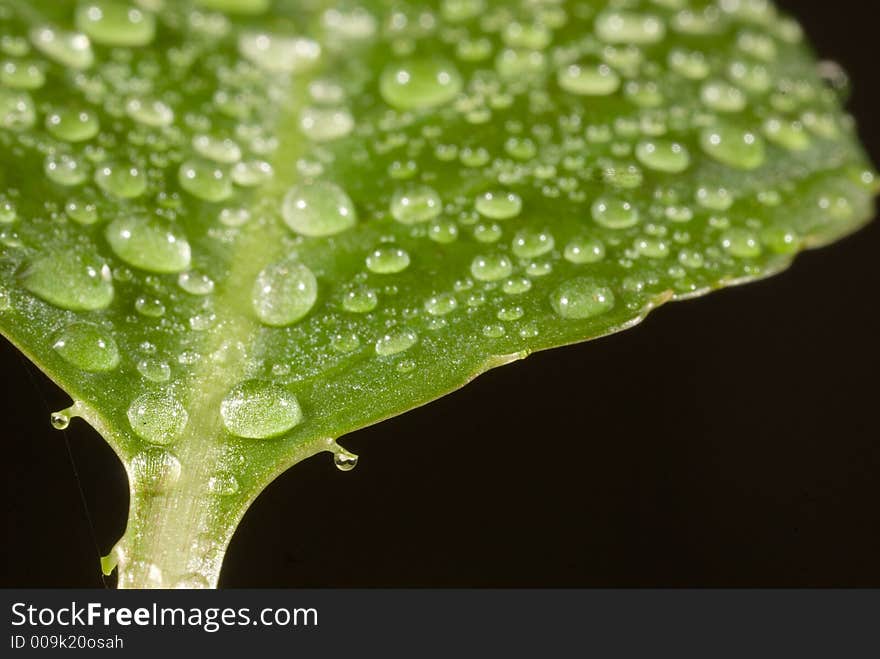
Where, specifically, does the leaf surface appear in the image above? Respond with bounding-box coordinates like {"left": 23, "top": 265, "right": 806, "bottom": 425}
{"left": 0, "top": 0, "right": 875, "bottom": 587}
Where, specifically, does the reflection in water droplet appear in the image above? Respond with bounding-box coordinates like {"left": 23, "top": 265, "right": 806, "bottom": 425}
{"left": 105, "top": 216, "right": 192, "bottom": 274}
{"left": 22, "top": 251, "right": 114, "bottom": 311}
{"left": 380, "top": 59, "right": 463, "bottom": 110}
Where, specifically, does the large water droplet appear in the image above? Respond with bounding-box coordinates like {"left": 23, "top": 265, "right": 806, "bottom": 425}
{"left": 30, "top": 26, "right": 94, "bottom": 70}
{"left": 551, "top": 278, "right": 616, "bottom": 320}
{"left": 45, "top": 107, "right": 100, "bottom": 142}
{"left": 252, "top": 258, "right": 318, "bottom": 327}
{"left": 75, "top": 1, "right": 156, "bottom": 47}
{"left": 380, "top": 59, "right": 463, "bottom": 111}
{"left": 22, "top": 251, "right": 113, "bottom": 311}
{"left": 105, "top": 216, "right": 192, "bottom": 274}
{"left": 635, "top": 140, "right": 691, "bottom": 174}
{"left": 127, "top": 391, "right": 188, "bottom": 446}
{"left": 282, "top": 182, "right": 356, "bottom": 237}
{"left": 220, "top": 380, "right": 303, "bottom": 439}
{"left": 53, "top": 323, "right": 120, "bottom": 372}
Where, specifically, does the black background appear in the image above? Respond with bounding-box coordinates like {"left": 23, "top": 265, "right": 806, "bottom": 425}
{"left": 3, "top": 0, "right": 879, "bottom": 588}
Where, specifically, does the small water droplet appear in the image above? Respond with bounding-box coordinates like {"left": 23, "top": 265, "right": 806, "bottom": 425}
{"left": 282, "top": 181, "right": 356, "bottom": 237}
{"left": 53, "top": 323, "right": 120, "bottom": 372}
{"left": 105, "top": 216, "right": 192, "bottom": 274}
{"left": 380, "top": 59, "right": 462, "bottom": 111}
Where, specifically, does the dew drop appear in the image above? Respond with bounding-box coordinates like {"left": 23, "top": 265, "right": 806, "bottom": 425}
{"left": 635, "top": 140, "right": 691, "bottom": 173}
{"left": 470, "top": 254, "right": 513, "bottom": 282}
{"left": 342, "top": 286, "right": 378, "bottom": 313}
{"left": 94, "top": 162, "right": 147, "bottom": 199}
{"left": 30, "top": 26, "right": 94, "bottom": 70}
{"left": 551, "top": 278, "right": 616, "bottom": 320}
{"left": 594, "top": 10, "right": 666, "bottom": 45}
{"left": 105, "top": 216, "right": 192, "bottom": 274}
{"left": 390, "top": 185, "right": 442, "bottom": 225}
{"left": 252, "top": 258, "right": 318, "bottom": 327}
{"left": 333, "top": 449, "right": 359, "bottom": 472}
{"left": 700, "top": 124, "right": 766, "bottom": 170}
{"left": 592, "top": 197, "right": 639, "bottom": 229}
{"left": 375, "top": 329, "right": 418, "bottom": 356}
{"left": 239, "top": 33, "right": 321, "bottom": 74}
{"left": 557, "top": 63, "right": 620, "bottom": 96}
{"left": 75, "top": 1, "right": 156, "bottom": 47}
{"left": 380, "top": 59, "right": 462, "bottom": 111}
{"left": 366, "top": 246, "right": 410, "bottom": 274}
{"left": 220, "top": 380, "right": 303, "bottom": 439}
{"left": 475, "top": 191, "right": 522, "bottom": 220}
{"left": 424, "top": 293, "right": 457, "bottom": 316}
{"left": 45, "top": 107, "right": 99, "bottom": 142}
{"left": 282, "top": 181, "right": 356, "bottom": 237}
{"left": 127, "top": 391, "right": 188, "bottom": 446}
{"left": 564, "top": 237, "right": 606, "bottom": 264}
{"left": 178, "top": 159, "right": 233, "bottom": 202}
{"left": 22, "top": 251, "right": 113, "bottom": 311}
{"left": 53, "top": 323, "right": 120, "bottom": 372}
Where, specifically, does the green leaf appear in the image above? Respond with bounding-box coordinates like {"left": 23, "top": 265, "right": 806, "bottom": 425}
{"left": 0, "top": 0, "right": 875, "bottom": 588}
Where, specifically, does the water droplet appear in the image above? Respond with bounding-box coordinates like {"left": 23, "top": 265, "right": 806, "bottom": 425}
{"left": 342, "top": 286, "right": 378, "bottom": 313}
{"left": 127, "top": 391, "right": 188, "bottom": 446}
{"left": 252, "top": 258, "right": 318, "bottom": 327}
{"left": 125, "top": 97, "right": 174, "bottom": 127}
{"left": 45, "top": 107, "right": 99, "bottom": 142}
{"left": 375, "top": 329, "right": 418, "bottom": 356}
{"left": 299, "top": 106, "right": 354, "bottom": 142}
{"left": 592, "top": 197, "right": 639, "bottom": 229}
{"left": 178, "top": 159, "right": 233, "bottom": 202}
{"left": 94, "top": 162, "right": 147, "bottom": 199}
{"left": 22, "top": 251, "right": 113, "bottom": 311}
{"left": 75, "top": 1, "right": 156, "bottom": 47}
{"left": 557, "top": 63, "right": 620, "bottom": 96}
{"left": 333, "top": 449, "right": 358, "bottom": 472}
{"left": 512, "top": 229, "right": 554, "bottom": 258}
{"left": 391, "top": 185, "right": 442, "bottom": 225}
{"left": 192, "top": 134, "right": 242, "bottom": 164}
{"left": 635, "top": 140, "right": 691, "bottom": 173}
{"left": 475, "top": 191, "right": 522, "bottom": 220}
{"left": 130, "top": 449, "right": 181, "bottom": 493}
{"left": 700, "top": 80, "right": 746, "bottom": 113}
{"left": 45, "top": 153, "right": 89, "bottom": 187}
{"left": 53, "top": 323, "right": 120, "bottom": 372}
{"left": 380, "top": 59, "right": 462, "bottom": 111}
{"left": 220, "top": 380, "right": 303, "bottom": 439}
{"left": 564, "top": 237, "right": 606, "bottom": 264}
{"left": 105, "top": 216, "right": 192, "bottom": 274}
{"left": 178, "top": 272, "right": 215, "bottom": 296}
{"left": 0, "top": 89, "right": 36, "bottom": 130}
{"left": 595, "top": 10, "right": 666, "bottom": 45}
{"left": 721, "top": 228, "right": 762, "bottom": 258}
{"left": 366, "top": 246, "right": 410, "bottom": 274}
{"left": 137, "top": 358, "right": 171, "bottom": 383}
{"left": 51, "top": 408, "right": 73, "bottom": 430}
{"left": 470, "top": 254, "right": 513, "bottom": 282}
{"left": 700, "top": 124, "right": 766, "bottom": 170}
{"left": 551, "top": 278, "right": 616, "bottom": 320}
{"left": 30, "top": 25, "right": 94, "bottom": 69}
{"left": 424, "top": 293, "right": 457, "bottom": 316}
{"left": 239, "top": 33, "right": 320, "bottom": 74}
{"left": 282, "top": 182, "right": 356, "bottom": 237}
